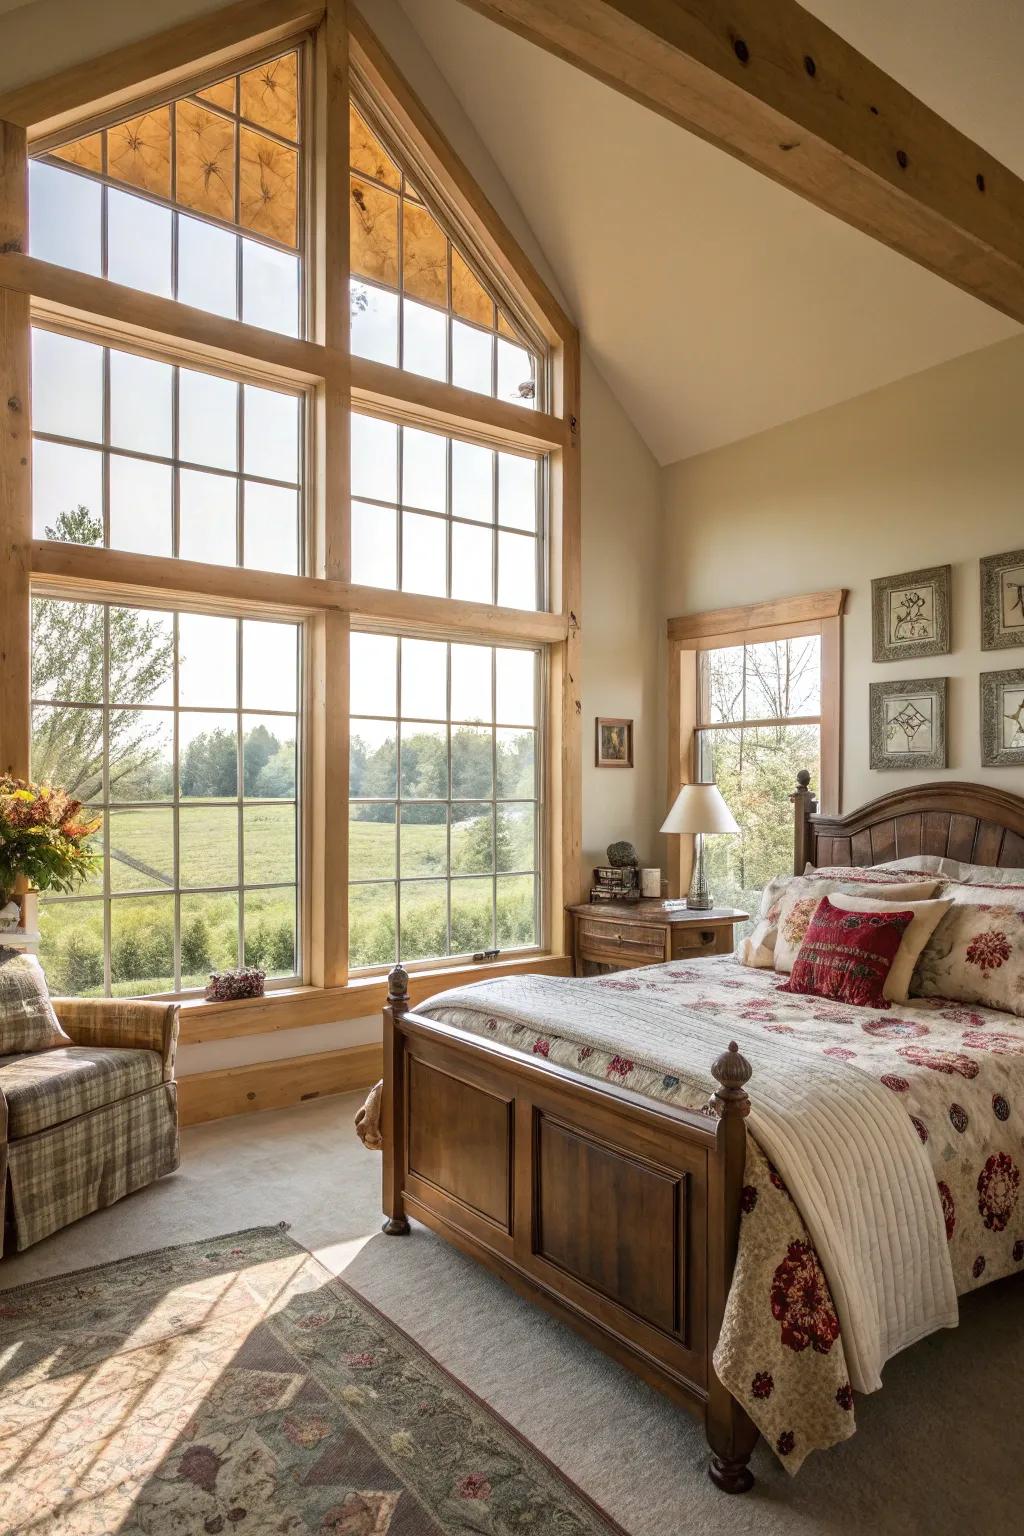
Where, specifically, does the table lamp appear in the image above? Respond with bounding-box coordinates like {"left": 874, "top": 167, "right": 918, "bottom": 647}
{"left": 660, "top": 782, "right": 739, "bottom": 910}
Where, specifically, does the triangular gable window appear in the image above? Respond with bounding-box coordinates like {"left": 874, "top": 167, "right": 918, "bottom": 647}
{"left": 30, "top": 49, "right": 305, "bottom": 335}
{"left": 349, "top": 102, "right": 540, "bottom": 410}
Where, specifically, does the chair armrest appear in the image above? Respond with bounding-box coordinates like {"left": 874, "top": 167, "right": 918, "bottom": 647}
{"left": 51, "top": 998, "right": 179, "bottom": 1081}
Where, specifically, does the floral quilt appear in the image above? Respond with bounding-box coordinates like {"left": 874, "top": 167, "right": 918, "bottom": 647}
{"left": 425, "top": 956, "right": 1024, "bottom": 1473}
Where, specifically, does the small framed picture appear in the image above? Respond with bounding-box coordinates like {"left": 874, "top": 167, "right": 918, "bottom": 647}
{"left": 869, "top": 678, "right": 948, "bottom": 770}
{"left": 596, "top": 717, "right": 633, "bottom": 768}
{"left": 980, "top": 548, "right": 1024, "bottom": 651}
{"left": 980, "top": 668, "right": 1024, "bottom": 767}
{"left": 871, "top": 565, "right": 951, "bottom": 662}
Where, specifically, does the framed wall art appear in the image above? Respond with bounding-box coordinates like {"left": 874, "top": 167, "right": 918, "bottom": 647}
{"left": 871, "top": 565, "right": 951, "bottom": 662}
{"left": 980, "top": 668, "right": 1024, "bottom": 767}
{"left": 869, "top": 677, "right": 949, "bottom": 770}
{"left": 980, "top": 548, "right": 1024, "bottom": 651}
{"left": 595, "top": 717, "right": 634, "bottom": 768}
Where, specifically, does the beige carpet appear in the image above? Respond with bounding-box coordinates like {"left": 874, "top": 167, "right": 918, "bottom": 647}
{"left": 3, "top": 1092, "right": 1021, "bottom": 1534}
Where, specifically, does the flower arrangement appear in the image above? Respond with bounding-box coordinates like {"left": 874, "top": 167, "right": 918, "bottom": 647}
{"left": 0, "top": 776, "right": 102, "bottom": 912}
{"left": 205, "top": 966, "right": 266, "bottom": 1002}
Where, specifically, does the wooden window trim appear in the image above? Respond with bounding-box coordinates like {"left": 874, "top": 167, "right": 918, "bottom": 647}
{"left": 176, "top": 951, "right": 572, "bottom": 1044}
{"left": 665, "top": 590, "right": 846, "bottom": 897}
{"left": 0, "top": 0, "right": 583, "bottom": 1022}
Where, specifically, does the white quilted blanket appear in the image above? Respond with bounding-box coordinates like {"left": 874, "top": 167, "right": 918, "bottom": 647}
{"left": 422, "top": 972, "right": 959, "bottom": 1393}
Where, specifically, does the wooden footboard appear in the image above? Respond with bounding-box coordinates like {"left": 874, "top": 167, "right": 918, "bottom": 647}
{"left": 381, "top": 964, "right": 758, "bottom": 1493}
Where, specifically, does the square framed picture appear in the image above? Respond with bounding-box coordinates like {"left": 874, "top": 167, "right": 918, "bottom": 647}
{"left": 980, "top": 548, "right": 1024, "bottom": 651}
{"left": 871, "top": 565, "right": 951, "bottom": 662}
{"left": 596, "top": 717, "right": 633, "bottom": 768}
{"left": 869, "top": 677, "right": 948, "bottom": 770}
{"left": 980, "top": 668, "right": 1024, "bottom": 767}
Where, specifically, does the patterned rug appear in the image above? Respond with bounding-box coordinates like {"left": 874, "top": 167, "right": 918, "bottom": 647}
{"left": 0, "top": 1226, "right": 626, "bottom": 1535}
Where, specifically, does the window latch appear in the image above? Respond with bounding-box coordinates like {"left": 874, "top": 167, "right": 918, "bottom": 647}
{"left": 472, "top": 948, "right": 500, "bottom": 963}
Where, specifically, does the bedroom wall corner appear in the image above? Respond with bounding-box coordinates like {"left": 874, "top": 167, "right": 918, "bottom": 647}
{"left": 660, "top": 332, "right": 1024, "bottom": 814}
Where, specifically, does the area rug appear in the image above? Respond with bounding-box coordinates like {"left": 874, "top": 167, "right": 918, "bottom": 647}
{"left": 0, "top": 1225, "right": 626, "bottom": 1535}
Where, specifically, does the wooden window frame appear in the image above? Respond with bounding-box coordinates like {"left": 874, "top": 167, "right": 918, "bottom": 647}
{"left": 665, "top": 590, "right": 845, "bottom": 897}
{"left": 0, "top": 0, "right": 583, "bottom": 1033}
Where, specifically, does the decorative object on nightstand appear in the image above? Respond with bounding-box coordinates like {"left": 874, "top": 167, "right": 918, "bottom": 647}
{"left": 660, "top": 782, "right": 739, "bottom": 911}
{"left": 591, "top": 840, "right": 641, "bottom": 901}
{"left": 570, "top": 899, "right": 748, "bottom": 976}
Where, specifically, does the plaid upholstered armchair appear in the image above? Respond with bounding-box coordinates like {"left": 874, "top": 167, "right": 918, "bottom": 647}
{"left": 1, "top": 996, "right": 180, "bottom": 1253}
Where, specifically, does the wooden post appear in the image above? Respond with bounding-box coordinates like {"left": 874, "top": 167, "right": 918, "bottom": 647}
{"left": 790, "top": 768, "right": 818, "bottom": 874}
{"left": 705, "top": 1041, "right": 757, "bottom": 1494}
{"left": 381, "top": 963, "right": 411, "bottom": 1235}
{"left": 0, "top": 121, "right": 31, "bottom": 783}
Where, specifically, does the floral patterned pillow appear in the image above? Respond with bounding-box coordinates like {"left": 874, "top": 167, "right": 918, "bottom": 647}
{"left": 773, "top": 879, "right": 940, "bottom": 974}
{"left": 737, "top": 871, "right": 942, "bottom": 971}
{"left": 912, "top": 890, "right": 1024, "bottom": 1017}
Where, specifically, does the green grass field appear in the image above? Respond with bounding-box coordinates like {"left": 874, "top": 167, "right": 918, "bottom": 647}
{"left": 39, "top": 800, "right": 538, "bottom": 992}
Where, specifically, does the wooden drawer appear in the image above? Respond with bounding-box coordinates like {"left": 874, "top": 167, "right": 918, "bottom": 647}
{"left": 578, "top": 917, "right": 666, "bottom": 963}
{"left": 672, "top": 926, "right": 724, "bottom": 955}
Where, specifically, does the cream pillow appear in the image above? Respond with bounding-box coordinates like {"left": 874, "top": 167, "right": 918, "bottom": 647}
{"left": 773, "top": 879, "right": 941, "bottom": 974}
{"left": 735, "top": 873, "right": 795, "bottom": 968}
{"left": 825, "top": 891, "right": 953, "bottom": 1001}
{"left": 737, "top": 870, "right": 945, "bottom": 970}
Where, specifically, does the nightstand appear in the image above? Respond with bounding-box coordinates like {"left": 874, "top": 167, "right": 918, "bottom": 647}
{"left": 569, "top": 900, "right": 749, "bottom": 977}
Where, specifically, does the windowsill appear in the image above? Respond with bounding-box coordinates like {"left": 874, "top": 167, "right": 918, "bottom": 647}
{"left": 176, "top": 951, "right": 571, "bottom": 1044}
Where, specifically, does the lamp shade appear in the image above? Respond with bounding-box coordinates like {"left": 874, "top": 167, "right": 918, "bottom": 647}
{"left": 660, "top": 782, "right": 739, "bottom": 836}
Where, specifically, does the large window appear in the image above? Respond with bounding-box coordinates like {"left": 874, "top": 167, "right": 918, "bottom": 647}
{"left": 30, "top": 49, "right": 304, "bottom": 334}
{"left": 31, "top": 329, "right": 303, "bottom": 571}
{"left": 351, "top": 412, "right": 541, "bottom": 608}
{"left": 349, "top": 102, "right": 539, "bottom": 407}
{"left": 30, "top": 597, "right": 301, "bottom": 997}
{"left": 696, "top": 635, "right": 821, "bottom": 921}
{"left": 7, "top": 14, "right": 578, "bottom": 1012}
{"left": 349, "top": 632, "right": 540, "bottom": 969}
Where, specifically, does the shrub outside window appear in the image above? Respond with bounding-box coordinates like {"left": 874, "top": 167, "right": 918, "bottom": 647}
{"left": 349, "top": 632, "right": 541, "bottom": 969}
{"left": 30, "top": 596, "right": 302, "bottom": 997}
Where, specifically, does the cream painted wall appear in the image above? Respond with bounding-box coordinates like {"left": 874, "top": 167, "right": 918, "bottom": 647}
{"left": 580, "top": 358, "right": 663, "bottom": 872}
{"left": 661, "top": 334, "right": 1024, "bottom": 825}
{"left": 0, "top": 0, "right": 664, "bottom": 1071}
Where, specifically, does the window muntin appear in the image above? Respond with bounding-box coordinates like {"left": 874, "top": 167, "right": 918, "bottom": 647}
{"left": 351, "top": 412, "right": 541, "bottom": 609}
{"left": 30, "top": 49, "right": 304, "bottom": 336}
{"left": 349, "top": 632, "right": 540, "bottom": 969}
{"left": 349, "top": 103, "right": 540, "bottom": 409}
{"left": 695, "top": 636, "right": 821, "bottom": 926}
{"left": 31, "top": 327, "right": 303, "bottom": 572}
{"left": 30, "top": 596, "right": 302, "bottom": 997}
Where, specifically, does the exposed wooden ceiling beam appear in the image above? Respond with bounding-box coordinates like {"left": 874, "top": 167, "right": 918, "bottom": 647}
{"left": 454, "top": 0, "right": 1024, "bottom": 323}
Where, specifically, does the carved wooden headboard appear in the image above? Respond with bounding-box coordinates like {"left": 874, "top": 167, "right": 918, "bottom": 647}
{"left": 791, "top": 770, "right": 1024, "bottom": 874}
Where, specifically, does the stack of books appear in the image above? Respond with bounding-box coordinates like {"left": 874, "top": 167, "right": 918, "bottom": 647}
{"left": 590, "top": 864, "right": 639, "bottom": 902}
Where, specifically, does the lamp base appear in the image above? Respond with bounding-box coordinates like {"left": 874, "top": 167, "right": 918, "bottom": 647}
{"left": 686, "top": 833, "right": 714, "bottom": 910}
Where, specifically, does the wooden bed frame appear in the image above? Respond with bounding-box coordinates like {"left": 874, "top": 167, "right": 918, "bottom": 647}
{"left": 379, "top": 775, "right": 1024, "bottom": 1492}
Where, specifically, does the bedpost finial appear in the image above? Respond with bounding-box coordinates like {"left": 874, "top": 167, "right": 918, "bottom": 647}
{"left": 387, "top": 963, "right": 409, "bottom": 1008}
{"left": 712, "top": 1041, "right": 752, "bottom": 1114}
{"left": 796, "top": 768, "right": 811, "bottom": 790}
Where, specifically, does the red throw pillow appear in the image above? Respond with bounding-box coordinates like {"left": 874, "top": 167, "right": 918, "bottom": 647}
{"left": 777, "top": 896, "right": 914, "bottom": 1010}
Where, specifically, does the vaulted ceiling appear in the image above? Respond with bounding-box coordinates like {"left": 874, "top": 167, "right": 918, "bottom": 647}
{"left": 393, "top": 0, "right": 1023, "bottom": 465}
